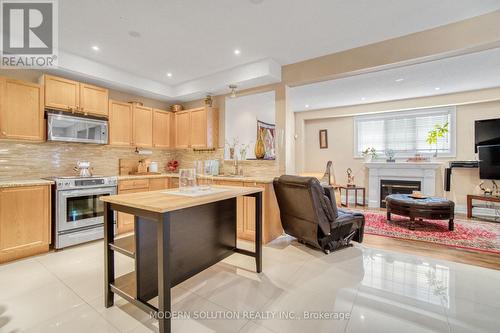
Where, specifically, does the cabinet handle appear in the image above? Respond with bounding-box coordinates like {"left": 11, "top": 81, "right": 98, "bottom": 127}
{"left": 1, "top": 131, "right": 6, "bottom": 136}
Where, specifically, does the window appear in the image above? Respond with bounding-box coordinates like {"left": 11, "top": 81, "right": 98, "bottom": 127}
{"left": 354, "top": 107, "right": 456, "bottom": 157}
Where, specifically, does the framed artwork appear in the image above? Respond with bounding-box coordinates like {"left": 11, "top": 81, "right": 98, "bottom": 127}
{"left": 319, "top": 129, "right": 328, "bottom": 149}
{"left": 256, "top": 120, "right": 276, "bottom": 160}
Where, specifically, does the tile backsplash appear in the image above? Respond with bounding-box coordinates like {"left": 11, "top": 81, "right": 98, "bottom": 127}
{"left": 176, "top": 148, "right": 279, "bottom": 177}
{"left": 0, "top": 141, "right": 174, "bottom": 180}
{"left": 0, "top": 142, "right": 280, "bottom": 180}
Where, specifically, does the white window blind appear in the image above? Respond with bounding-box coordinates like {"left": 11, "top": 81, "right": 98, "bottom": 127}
{"left": 354, "top": 107, "right": 456, "bottom": 157}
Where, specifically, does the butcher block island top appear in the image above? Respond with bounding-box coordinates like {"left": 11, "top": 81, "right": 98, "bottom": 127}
{"left": 101, "top": 184, "right": 264, "bottom": 333}
{"left": 100, "top": 185, "right": 263, "bottom": 213}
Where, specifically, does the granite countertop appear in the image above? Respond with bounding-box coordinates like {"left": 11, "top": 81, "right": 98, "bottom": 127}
{"left": 0, "top": 179, "right": 55, "bottom": 188}
{"left": 0, "top": 173, "right": 277, "bottom": 188}
{"left": 118, "top": 173, "right": 276, "bottom": 184}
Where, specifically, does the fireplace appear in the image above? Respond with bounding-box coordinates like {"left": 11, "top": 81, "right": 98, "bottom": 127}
{"left": 365, "top": 162, "right": 441, "bottom": 208}
{"left": 380, "top": 179, "right": 421, "bottom": 208}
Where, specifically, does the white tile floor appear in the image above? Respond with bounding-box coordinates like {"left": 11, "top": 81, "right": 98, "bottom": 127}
{"left": 1, "top": 236, "right": 499, "bottom": 333}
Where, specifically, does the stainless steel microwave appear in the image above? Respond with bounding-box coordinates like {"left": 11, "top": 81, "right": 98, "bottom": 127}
{"left": 47, "top": 113, "right": 108, "bottom": 144}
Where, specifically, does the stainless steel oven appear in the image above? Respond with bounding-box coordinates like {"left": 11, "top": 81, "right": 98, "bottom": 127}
{"left": 49, "top": 176, "right": 117, "bottom": 249}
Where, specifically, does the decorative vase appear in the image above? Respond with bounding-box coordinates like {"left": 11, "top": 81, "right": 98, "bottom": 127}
{"left": 255, "top": 133, "right": 265, "bottom": 159}
{"left": 229, "top": 147, "right": 235, "bottom": 160}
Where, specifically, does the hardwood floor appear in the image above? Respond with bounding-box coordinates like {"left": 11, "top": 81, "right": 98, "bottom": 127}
{"left": 363, "top": 234, "right": 500, "bottom": 271}
{"left": 356, "top": 207, "right": 500, "bottom": 271}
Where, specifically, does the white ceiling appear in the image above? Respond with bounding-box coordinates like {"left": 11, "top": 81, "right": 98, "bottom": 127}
{"left": 56, "top": 0, "right": 500, "bottom": 101}
{"left": 290, "top": 47, "right": 500, "bottom": 112}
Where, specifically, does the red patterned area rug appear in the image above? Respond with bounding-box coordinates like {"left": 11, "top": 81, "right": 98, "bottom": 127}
{"left": 363, "top": 211, "right": 500, "bottom": 255}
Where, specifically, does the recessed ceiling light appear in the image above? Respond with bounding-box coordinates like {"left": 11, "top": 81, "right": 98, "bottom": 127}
{"left": 435, "top": 87, "right": 441, "bottom": 91}
{"left": 361, "top": 97, "right": 366, "bottom": 101}
{"left": 305, "top": 104, "right": 310, "bottom": 108}
{"left": 395, "top": 78, "right": 404, "bottom": 82}
{"left": 128, "top": 30, "right": 141, "bottom": 38}
{"left": 91, "top": 45, "right": 100, "bottom": 51}
{"left": 234, "top": 49, "right": 241, "bottom": 55}
{"left": 166, "top": 72, "right": 173, "bottom": 77}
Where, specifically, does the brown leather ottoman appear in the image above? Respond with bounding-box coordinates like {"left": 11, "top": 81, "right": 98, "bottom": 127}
{"left": 386, "top": 194, "right": 455, "bottom": 231}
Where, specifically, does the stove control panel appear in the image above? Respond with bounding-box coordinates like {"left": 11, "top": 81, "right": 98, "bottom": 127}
{"left": 55, "top": 177, "right": 117, "bottom": 190}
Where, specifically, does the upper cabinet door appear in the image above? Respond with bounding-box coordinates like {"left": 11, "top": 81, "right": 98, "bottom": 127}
{"left": 153, "top": 109, "right": 172, "bottom": 148}
{"left": 0, "top": 77, "right": 44, "bottom": 141}
{"left": 132, "top": 105, "right": 153, "bottom": 147}
{"left": 80, "top": 83, "right": 109, "bottom": 117}
{"left": 43, "top": 75, "right": 79, "bottom": 111}
{"left": 109, "top": 100, "right": 133, "bottom": 146}
{"left": 175, "top": 111, "right": 191, "bottom": 148}
{"left": 190, "top": 108, "right": 208, "bottom": 148}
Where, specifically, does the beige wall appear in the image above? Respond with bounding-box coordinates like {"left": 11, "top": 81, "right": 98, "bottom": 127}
{"left": 182, "top": 83, "right": 289, "bottom": 173}
{"left": 282, "top": 10, "right": 500, "bottom": 86}
{"left": 297, "top": 92, "right": 500, "bottom": 211}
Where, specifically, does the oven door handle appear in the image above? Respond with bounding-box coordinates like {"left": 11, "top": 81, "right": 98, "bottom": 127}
{"left": 59, "top": 188, "right": 116, "bottom": 198}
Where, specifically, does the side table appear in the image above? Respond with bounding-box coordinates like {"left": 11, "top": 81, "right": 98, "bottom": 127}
{"left": 467, "top": 194, "right": 500, "bottom": 218}
{"left": 339, "top": 185, "right": 366, "bottom": 207}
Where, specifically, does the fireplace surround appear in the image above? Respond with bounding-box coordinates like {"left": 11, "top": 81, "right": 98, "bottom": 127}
{"left": 365, "top": 162, "right": 442, "bottom": 208}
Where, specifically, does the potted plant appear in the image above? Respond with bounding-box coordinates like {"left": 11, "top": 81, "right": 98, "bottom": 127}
{"left": 426, "top": 122, "right": 449, "bottom": 158}
{"left": 362, "top": 147, "right": 377, "bottom": 162}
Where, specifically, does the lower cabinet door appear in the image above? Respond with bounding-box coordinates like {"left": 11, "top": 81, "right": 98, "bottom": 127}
{"left": 117, "top": 212, "right": 135, "bottom": 235}
{"left": 0, "top": 185, "right": 50, "bottom": 263}
{"left": 148, "top": 177, "right": 168, "bottom": 191}
{"left": 116, "top": 185, "right": 149, "bottom": 234}
{"left": 241, "top": 183, "right": 267, "bottom": 242}
{"left": 215, "top": 180, "right": 261, "bottom": 241}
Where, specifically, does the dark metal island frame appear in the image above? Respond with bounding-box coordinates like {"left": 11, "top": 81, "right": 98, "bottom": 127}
{"left": 100, "top": 185, "right": 263, "bottom": 333}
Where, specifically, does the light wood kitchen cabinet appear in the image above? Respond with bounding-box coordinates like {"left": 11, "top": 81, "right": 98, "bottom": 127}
{"left": 149, "top": 177, "right": 169, "bottom": 191}
{"left": 215, "top": 180, "right": 245, "bottom": 236}
{"left": 116, "top": 177, "right": 170, "bottom": 234}
{"left": 132, "top": 104, "right": 153, "bottom": 148}
{"left": 214, "top": 180, "right": 282, "bottom": 243}
{"left": 43, "top": 74, "right": 79, "bottom": 111}
{"left": 190, "top": 107, "right": 208, "bottom": 148}
{"left": 117, "top": 179, "right": 150, "bottom": 234}
{"left": 153, "top": 109, "right": 173, "bottom": 148}
{"left": 0, "top": 185, "right": 51, "bottom": 263}
{"left": 42, "top": 74, "right": 109, "bottom": 117}
{"left": 170, "top": 177, "right": 179, "bottom": 188}
{"left": 109, "top": 100, "right": 133, "bottom": 146}
{"left": 174, "top": 107, "right": 218, "bottom": 149}
{"left": 80, "top": 83, "right": 109, "bottom": 117}
{"left": 0, "top": 77, "right": 44, "bottom": 141}
{"left": 174, "top": 110, "right": 191, "bottom": 148}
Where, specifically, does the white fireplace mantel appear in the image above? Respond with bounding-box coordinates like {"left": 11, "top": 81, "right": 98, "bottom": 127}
{"left": 365, "top": 162, "right": 442, "bottom": 208}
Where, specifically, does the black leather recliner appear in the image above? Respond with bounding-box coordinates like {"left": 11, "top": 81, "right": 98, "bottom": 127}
{"left": 273, "top": 175, "right": 365, "bottom": 253}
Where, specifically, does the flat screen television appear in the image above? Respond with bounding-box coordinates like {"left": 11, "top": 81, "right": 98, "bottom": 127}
{"left": 475, "top": 118, "right": 500, "bottom": 153}
{"left": 478, "top": 145, "right": 500, "bottom": 180}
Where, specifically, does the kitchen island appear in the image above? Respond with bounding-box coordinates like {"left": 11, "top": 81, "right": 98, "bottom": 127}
{"left": 100, "top": 185, "right": 263, "bottom": 333}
